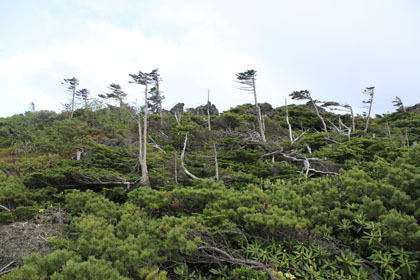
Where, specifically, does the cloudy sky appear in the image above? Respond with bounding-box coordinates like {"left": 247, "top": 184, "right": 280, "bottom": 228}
{"left": 1, "top": 0, "right": 419, "bottom": 117}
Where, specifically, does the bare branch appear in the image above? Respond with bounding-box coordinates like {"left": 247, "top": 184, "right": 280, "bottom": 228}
{"left": 180, "top": 134, "right": 204, "bottom": 181}
{"left": 149, "top": 136, "right": 166, "bottom": 153}
{"left": 197, "top": 246, "right": 279, "bottom": 280}
{"left": 0, "top": 261, "right": 15, "bottom": 274}
{"left": 0, "top": 204, "right": 11, "bottom": 212}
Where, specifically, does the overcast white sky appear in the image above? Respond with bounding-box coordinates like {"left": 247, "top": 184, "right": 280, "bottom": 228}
{"left": 0, "top": 0, "right": 419, "bottom": 117}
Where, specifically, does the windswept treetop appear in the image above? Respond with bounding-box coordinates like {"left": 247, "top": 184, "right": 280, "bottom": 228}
{"left": 129, "top": 70, "right": 155, "bottom": 85}
{"left": 62, "top": 77, "right": 79, "bottom": 90}
{"left": 289, "top": 89, "right": 312, "bottom": 101}
{"left": 235, "top": 69, "right": 257, "bottom": 91}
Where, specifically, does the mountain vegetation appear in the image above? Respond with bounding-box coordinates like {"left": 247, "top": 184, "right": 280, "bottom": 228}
{"left": 1, "top": 70, "right": 419, "bottom": 279}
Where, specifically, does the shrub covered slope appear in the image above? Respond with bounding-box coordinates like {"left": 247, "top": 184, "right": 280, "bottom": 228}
{"left": 1, "top": 103, "right": 420, "bottom": 279}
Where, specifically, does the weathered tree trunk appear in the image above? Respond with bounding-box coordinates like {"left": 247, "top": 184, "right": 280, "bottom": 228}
{"left": 214, "top": 144, "right": 219, "bottom": 181}
{"left": 180, "top": 134, "right": 204, "bottom": 181}
{"left": 364, "top": 88, "right": 374, "bottom": 133}
{"left": 174, "top": 152, "right": 178, "bottom": 185}
{"left": 285, "top": 99, "right": 294, "bottom": 142}
{"left": 311, "top": 98, "right": 327, "bottom": 133}
{"left": 386, "top": 121, "right": 392, "bottom": 138}
{"left": 349, "top": 106, "right": 355, "bottom": 132}
{"left": 156, "top": 79, "right": 163, "bottom": 126}
{"left": 140, "top": 82, "right": 150, "bottom": 186}
{"left": 207, "top": 89, "right": 211, "bottom": 131}
{"left": 252, "top": 77, "right": 266, "bottom": 142}
{"left": 70, "top": 85, "right": 76, "bottom": 120}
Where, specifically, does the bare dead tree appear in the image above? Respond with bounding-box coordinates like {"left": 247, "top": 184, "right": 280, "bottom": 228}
{"left": 180, "top": 134, "right": 220, "bottom": 182}
{"left": 73, "top": 172, "right": 134, "bottom": 190}
{"left": 206, "top": 90, "right": 219, "bottom": 181}
{"left": 285, "top": 98, "right": 294, "bottom": 142}
{"left": 338, "top": 118, "right": 352, "bottom": 141}
{"left": 180, "top": 133, "right": 204, "bottom": 181}
{"left": 322, "top": 102, "right": 355, "bottom": 132}
{"left": 174, "top": 112, "right": 182, "bottom": 125}
{"left": 362, "top": 86, "right": 375, "bottom": 133}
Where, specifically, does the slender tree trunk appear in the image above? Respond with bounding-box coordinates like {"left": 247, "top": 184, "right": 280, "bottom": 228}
{"left": 137, "top": 112, "right": 149, "bottom": 186}
{"left": 207, "top": 89, "right": 211, "bottom": 131}
{"left": 156, "top": 79, "right": 163, "bottom": 126}
{"left": 137, "top": 112, "right": 143, "bottom": 170}
{"left": 140, "top": 82, "right": 150, "bottom": 186}
{"left": 386, "top": 121, "right": 392, "bottom": 138}
{"left": 252, "top": 77, "right": 266, "bottom": 142}
{"left": 311, "top": 98, "right": 327, "bottom": 132}
{"left": 350, "top": 107, "right": 355, "bottom": 132}
{"left": 180, "top": 134, "right": 203, "bottom": 181}
{"left": 364, "top": 89, "right": 374, "bottom": 133}
{"left": 285, "top": 99, "right": 294, "bottom": 142}
{"left": 174, "top": 152, "right": 178, "bottom": 185}
{"left": 214, "top": 144, "right": 219, "bottom": 181}
{"left": 70, "top": 86, "right": 76, "bottom": 120}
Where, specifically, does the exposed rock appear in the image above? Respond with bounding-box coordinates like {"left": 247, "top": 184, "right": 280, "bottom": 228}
{"left": 97, "top": 136, "right": 121, "bottom": 146}
{"left": 406, "top": 103, "right": 420, "bottom": 113}
{"left": 170, "top": 103, "right": 185, "bottom": 115}
{"left": 244, "top": 103, "right": 277, "bottom": 118}
{"left": 124, "top": 132, "right": 137, "bottom": 144}
{"left": 193, "top": 102, "right": 219, "bottom": 116}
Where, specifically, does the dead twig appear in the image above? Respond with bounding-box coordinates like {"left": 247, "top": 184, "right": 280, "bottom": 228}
{"left": 0, "top": 205, "right": 11, "bottom": 212}
{"left": 0, "top": 261, "right": 15, "bottom": 274}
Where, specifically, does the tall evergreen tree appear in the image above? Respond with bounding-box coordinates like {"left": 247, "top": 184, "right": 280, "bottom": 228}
{"left": 392, "top": 96, "right": 405, "bottom": 112}
{"left": 62, "top": 77, "right": 79, "bottom": 119}
{"left": 149, "top": 69, "right": 164, "bottom": 125}
{"left": 76, "top": 88, "right": 90, "bottom": 109}
{"left": 236, "top": 70, "right": 266, "bottom": 143}
{"left": 290, "top": 90, "right": 328, "bottom": 133}
{"left": 129, "top": 70, "right": 155, "bottom": 186}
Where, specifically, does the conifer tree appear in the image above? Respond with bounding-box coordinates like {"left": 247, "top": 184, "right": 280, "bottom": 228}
{"left": 236, "top": 70, "right": 266, "bottom": 142}
{"left": 149, "top": 69, "right": 164, "bottom": 125}
{"left": 322, "top": 101, "right": 355, "bottom": 132}
{"left": 76, "top": 88, "right": 90, "bottom": 109}
{"left": 129, "top": 70, "right": 155, "bottom": 186}
{"left": 290, "top": 90, "right": 328, "bottom": 133}
{"left": 392, "top": 96, "right": 405, "bottom": 112}
{"left": 99, "top": 83, "right": 127, "bottom": 107}
{"left": 62, "top": 77, "right": 79, "bottom": 119}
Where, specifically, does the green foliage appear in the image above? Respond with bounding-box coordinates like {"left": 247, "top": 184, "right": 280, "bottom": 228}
{"left": 1, "top": 103, "right": 420, "bottom": 279}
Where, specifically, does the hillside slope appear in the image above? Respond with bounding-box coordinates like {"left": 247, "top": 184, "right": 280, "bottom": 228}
{"left": 1, "top": 103, "right": 419, "bottom": 279}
